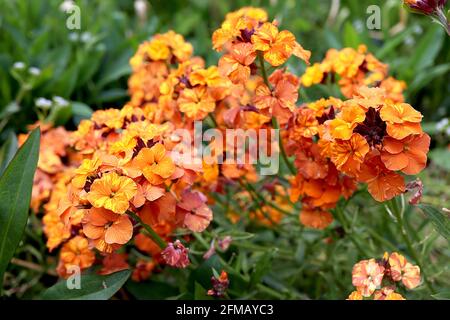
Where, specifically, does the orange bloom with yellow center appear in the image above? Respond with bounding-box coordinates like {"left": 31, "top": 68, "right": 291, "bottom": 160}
{"left": 87, "top": 172, "right": 137, "bottom": 214}
{"left": 380, "top": 103, "right": 423, "bottom": 140}
{"left": 134, "top": 143, "right": 176, "bottom": 185}
{"left": 178, "top": 86, "right": 216, "bottom": 120}
{"left": 218, "top": 42, "right": 256, "bottom": 84}
{"left": 251, "top": 22, "right": 310, "bottom": 66}
{"left": 388, "top": 252, "right": 421, "bottom": 289}
{"left": 59, "top": 235, "right": 95, "bottom": 272}
{"left": 381, "top": 133, "right": 430, "bottom": 175}
{"left": 82, "top": 208, "right": 133, "bottom": 253}
{"left": 331, "top": 133, "right": 369, "bottom": 177}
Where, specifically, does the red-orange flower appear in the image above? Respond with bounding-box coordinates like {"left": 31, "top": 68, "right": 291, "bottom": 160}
{"left": 358, "top": 154, "right": 405, "bottom": 202}
{"left": 331, "top": 133, "right": 369, "bottom": 177}
{"left": 381, "top": 133, "right": 430, "bottom": 175}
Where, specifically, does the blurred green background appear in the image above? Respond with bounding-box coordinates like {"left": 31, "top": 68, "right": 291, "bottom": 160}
{"left": 0, "top": 0, "right": 449, "bottom": 300}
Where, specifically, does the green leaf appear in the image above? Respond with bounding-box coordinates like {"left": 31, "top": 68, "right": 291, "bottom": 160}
{"left": 126, "top": 280, "right": 179, "bottom": 300}
{"left": 0, "top": 127, "right": 40, "bottom": 290}
{"left": 0, "top": 131, "right": 18, "bottom": 176}
{"left": 418, "top": 204, "right": 450, "bottom": 241}
{"left": 0, "top": 102, "right": 20, "bottom": 120}
{"left": 250, "top": 249, "right": 276, "bottom": 286}
{"left": 432, "top": 290, "right": 450, "bottom": 300}
{"left": 194, "top": 281, "right": 212, "bottom": 300}
{"left": 408, "top": 26, "right": 444, "bottom": 74}
{"left": 342, "top": 22, "right": 360, "bottom": 49}
{"left": 46, "top": 104, "right": 72, "bottom": 127}
{"left": 42, "top": 269, "right": 131, "bottom": 300}
{"left": 429, "top": 148, "right": 450, "bottom": 171}
{"left": 408, "top": 64, "right": 450, "bottom": 93}
{"left": 71, "top": 101, "right": 93, "bottom": 125}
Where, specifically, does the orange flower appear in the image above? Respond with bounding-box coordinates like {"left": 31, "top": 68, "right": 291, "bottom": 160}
{"left": 373, "top": 287, "right": 405, "bottom": 300}
{"left": 388, "top": 252, "right": 421, "bottom": 289}
{"left": 251, "top": 22, "right": 310, "bottom": 66}
{"left": 352, "top": 259, "right": 385, "bottom": 297}
{"left": 189, "top": 66, "right": 228, "bottom": 87}
{"left": 253, "top": 79, "right": 298, "bottom": 123}
{"left": 72, "top": 156, "right": 101, "bottom": 189}
{"left": 381, "top": 133, "right": 430, "bottom": 175}
{"left": 289, "top": 108, "right": 320, "bottom": 139}
{"left": 59, "top": 236, "right": 95, "bottom": 274}
{"left": 347, "top": 291, "right": 363, "bottom": 300}
{"left": 98, "top": 253, "right": 129, "bottom": 275}
{"left": 299, "top": 209, "right": 333, "bottom": 229}
{"left": 82, "top": 207, "right": 133, "bottom": 253}
{"left": 134, "top": 143, "right": 176, "bottom": 185}
{"left": 327, "top": 103, "right": 366, "bottom": 140}
{"left": 331, "top": 133, "right": 369, "bottom": 177}
{"left": 358, "top": 154, "right": 405, "bottom": 202}
{"left": 87, "top": 172, "right": 137, "bottom": 214}
{"left": 178, "top": 86, "right": 216, "bottom": 120}
{"left": 177, "top": 190, "right": 213, "bottom": 232}
{"left": 218, "top": 42, "right": 256, "bottom": 84}
{"left": 132, "top": 260, "right": 157, "bottom": 282}
{"left": 380, "top": 103, "right": 423, "bottom": 139}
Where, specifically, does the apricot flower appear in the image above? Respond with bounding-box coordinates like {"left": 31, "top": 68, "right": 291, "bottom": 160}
{"left": 87, "top": 172, "right": 137, "bottom": 214}
{"left": 251, "top": 22, "right": 310, "bottom": 66}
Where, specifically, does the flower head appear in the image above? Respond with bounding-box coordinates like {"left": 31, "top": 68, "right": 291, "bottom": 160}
{"left": 161, "top": 240, "right": 190, "bottom": 268}
{"left": 87, "top": 172, "right": 137, "bottom": 214}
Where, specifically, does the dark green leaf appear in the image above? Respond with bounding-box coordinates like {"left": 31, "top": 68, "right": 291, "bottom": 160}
{"left": 126, "top": 280, "right": 179, "bottom": 300}
{"left": 71, "top": 101, "right": 93, "bottom": 125}
{"left": 42, "top": 269, "right": 131, "bottom": 300}
{"left": 0, "top": 128, "right": 40, "bottom": 290}
{"left": 432, "top": 290, "right": 450, "bottom": 300}
{"left": 418, "top": 204, "right": 450, "bottom": 241}
{"left": 0, "top": 131, "right": 18, "bottom": 176}
{"left": 429, "top": 148, "right": 450, "bottom": 171}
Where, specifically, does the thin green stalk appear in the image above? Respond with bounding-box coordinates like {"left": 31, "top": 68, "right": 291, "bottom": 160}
{"left": 127, "top": 210, "right": 167, "bottom": 249}
{"left": 271, "top": 117, "right": 296, "bottom": 175}
{"left": 387, "top": 197, "right": 434, "bottom": 293}
{"left": 257, "top": 52, "right": 270, "bottom": 88}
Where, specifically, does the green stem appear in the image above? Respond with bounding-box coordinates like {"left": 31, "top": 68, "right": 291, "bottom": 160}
{"left": 435, "top": 8, "right": 450, "bottom": 36}
{"left": 127, "top": 210, "right": 167, "bottom": 249}
{"left": 272, "top": 117, "right": 296, "bottom": 175}
{"left": 387, "top": 197, "right": 434, "bottom": 293}
{"left": 257, "top": 52, "right": 270, "bottom": 88}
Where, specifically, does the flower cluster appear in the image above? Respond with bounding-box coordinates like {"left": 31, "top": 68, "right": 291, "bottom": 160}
{"left": 287, "top": 86, "right": 430, "bottom": 228}
{"left": 24, "top": 6, "right": 431, "bottom": 284}
{"left": 348, "top": 252, "right": 421, "bottom": 300}
{"left": 301, "top": 45, "right": 406, "bottom": 101}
